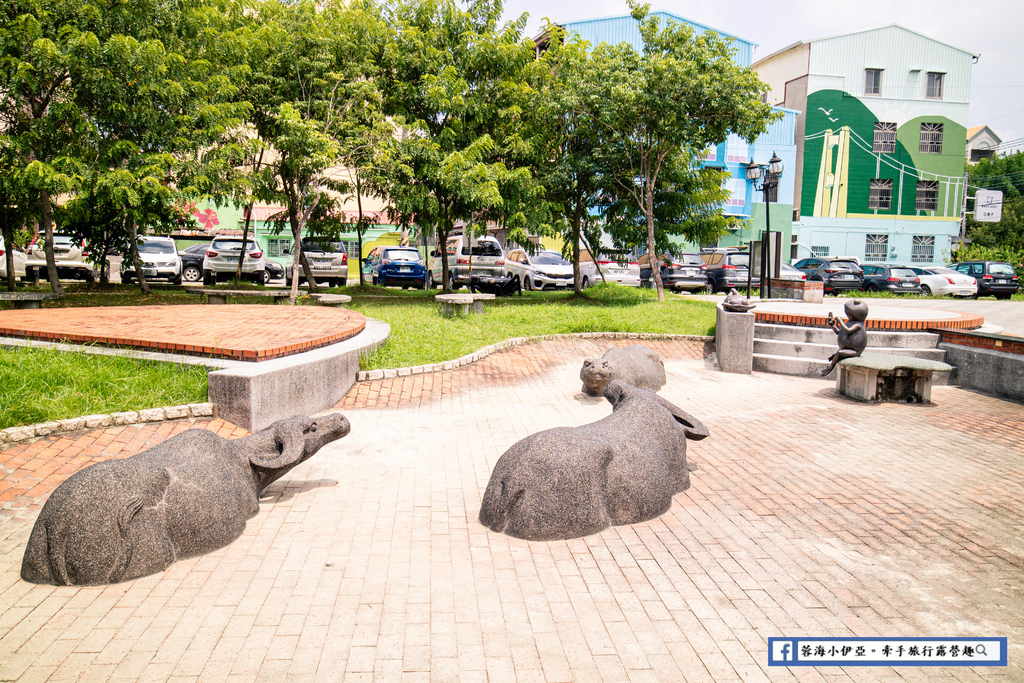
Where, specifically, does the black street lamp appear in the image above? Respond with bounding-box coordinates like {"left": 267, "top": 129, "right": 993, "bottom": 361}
{"left": 745, "top": 152, "right": 784, "bottom": 300}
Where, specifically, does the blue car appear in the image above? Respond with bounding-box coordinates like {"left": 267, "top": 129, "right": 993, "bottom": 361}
{"left": 370, "top": 246, "right": 427, "bottom": 289}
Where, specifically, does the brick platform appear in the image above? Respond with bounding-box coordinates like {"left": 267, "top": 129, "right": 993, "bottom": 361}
{"left": 1, "top": 339, "right": 1022, "bottom": 681}
{"left": 0, "top": 305, "right": 366, "bottom": 361}
{"left": 754, "top": 301, "right": 984, "bottom": 331}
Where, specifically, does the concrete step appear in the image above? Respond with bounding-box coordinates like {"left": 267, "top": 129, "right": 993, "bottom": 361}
{"left": 753, "top": 350, "right": 955, "bottom": 384}
{"left": 754, "top": 323, "right": 940, "bottom": 349}
{"left": 753, "top": 338, "right": 948, "bottom": 363}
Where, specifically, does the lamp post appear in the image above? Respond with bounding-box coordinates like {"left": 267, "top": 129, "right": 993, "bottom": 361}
{"left": 745, "top": 152, "right": 784, "bottom": 300}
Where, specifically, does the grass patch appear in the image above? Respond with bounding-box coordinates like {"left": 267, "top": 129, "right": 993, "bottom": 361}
{"left": 354, "top": 283, "right": 716, "bottom": 370}
{"left": 0, "top": 346, "right": 208, "bottom": 429}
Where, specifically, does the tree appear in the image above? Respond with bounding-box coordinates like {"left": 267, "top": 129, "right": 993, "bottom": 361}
{"left": 0, "top": 140, "right": 35, "bottom": 291}
{"left": 581, "top": 2, "right": 777, "bottom": 301}
{"left": 380, "top": 0, "right": 539, "bottom": 292}
{"left": 967, "top": 151, "right": 1024, "bottom": 250}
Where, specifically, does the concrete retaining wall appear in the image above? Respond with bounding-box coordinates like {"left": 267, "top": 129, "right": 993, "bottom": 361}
{"left": 934, "top": 329, "right": 1024, "bottom": 403}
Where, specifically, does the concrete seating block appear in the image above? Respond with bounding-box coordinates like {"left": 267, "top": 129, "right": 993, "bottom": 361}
{"left": 837, "top": 353, "right": 953, "bottom": 403}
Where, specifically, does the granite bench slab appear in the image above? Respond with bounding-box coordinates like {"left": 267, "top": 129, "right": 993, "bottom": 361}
{"left": 310, "top": 293, "right": 352, "bottom": 308}
{"left": 0, "top": 292, "right": 65, "bottom": 309}
{"left": 186, "top": 289, "right": 292, "bottom": 305}
{"left": 837, "top": 353, "right": 953, "bottom": 403}
{"left": 435, "top": 292, "right": 495, "bottom": 316}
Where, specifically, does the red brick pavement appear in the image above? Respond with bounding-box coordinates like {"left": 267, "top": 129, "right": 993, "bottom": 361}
{"left": 0, "top": 305, "right": 365, "bottom": 361}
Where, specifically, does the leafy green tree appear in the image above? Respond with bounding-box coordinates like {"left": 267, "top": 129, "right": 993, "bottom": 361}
{"left": 0, "top": 141, "right": 35, "bottom": 291}
{"left": 581, "top": 1, "right": 776, "bottom": 301}
{"left": 967, "top": 151, "right": 1024, "bottom": 249}
{"left": 380, "top": 0, "right": 539, "bottom": 292}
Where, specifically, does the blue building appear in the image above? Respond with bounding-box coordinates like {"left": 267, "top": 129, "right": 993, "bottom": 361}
{"left": 557, "top": 12, "right": 799, "bottom": 256}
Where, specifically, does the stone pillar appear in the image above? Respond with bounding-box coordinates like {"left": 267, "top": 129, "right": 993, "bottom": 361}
{"left": 715, "top": 304, "right": 755, "bottom": 374}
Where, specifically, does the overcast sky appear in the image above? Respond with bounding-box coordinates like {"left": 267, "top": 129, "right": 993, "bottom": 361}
{"left": 502, "top": 0, "right": 1024, "bottom": 155}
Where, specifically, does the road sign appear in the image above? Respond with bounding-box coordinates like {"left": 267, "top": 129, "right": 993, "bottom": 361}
{"left": 975, "top": 189, "right": 1003, "bottom": 222}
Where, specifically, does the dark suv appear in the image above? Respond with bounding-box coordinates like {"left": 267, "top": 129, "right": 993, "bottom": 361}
{"left": 953, "top": 261, "right": 1020, "bottom": 299}
{"left": 860, "top": 264, "right": 922, "bottom": 294}
{"left": 792, "top": 257, "right": 864, "bottom": 294}
{"left": 639, "top": 253, "right": 708, "bottom": 292}
{"left": 701, "top": 251, "right": 754, "bottom": 293}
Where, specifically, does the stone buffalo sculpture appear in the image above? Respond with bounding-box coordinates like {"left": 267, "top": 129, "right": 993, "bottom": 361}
{"left": 479, "top": 381, "right": 709, "bottom": 541}
{"left": 21, "top": 413, "right": 350, "bottom": 586}
{"left": 580, "top": 344, "right": 666, "bottom": 397}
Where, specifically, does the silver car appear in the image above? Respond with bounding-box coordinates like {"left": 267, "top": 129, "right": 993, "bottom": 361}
{"left": 25, "top": 234, "right": 96, "bottom": 282}
{"left": 122, "top": 237, "right": 182, "bottom": 284}
{"left": 202, "top": 237, "right": 266, "bottom": 285}
{"left": 505, "top": 249, "right": 574, "bottom": 290}
{"left": 428, "top": 235, "right": 506, "bottom": 289}
{"left": 0, "top": 237, "right": 27, "bottom": 280}
{"left": 285, "top": 238, "right": 348, "bottom": 287}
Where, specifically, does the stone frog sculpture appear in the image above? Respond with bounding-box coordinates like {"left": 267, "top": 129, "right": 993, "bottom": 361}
{"left": 479, "top": 381, "right": 709, "bottom": 541}
{"left": 722, "top": 288, "right": 757, "bottom": 313}
{"left": 821, "top": 299, "right": 869, "bottom": 376}
{"left": 580, "top": 344, "right": 666, "bottom": 397}
{"left": 21, "top": 413, "right": 350, "bottom": 586}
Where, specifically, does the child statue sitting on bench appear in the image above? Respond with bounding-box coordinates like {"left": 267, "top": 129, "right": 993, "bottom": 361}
{"left": 821, "top": 300, "right": 868, "bottom": 376}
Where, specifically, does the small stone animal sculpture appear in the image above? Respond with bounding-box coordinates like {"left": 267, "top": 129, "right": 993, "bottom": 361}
{"left": 580, "top": 344, "right": 666, "bottom": 397}
{"left": 721, "top": 288, "right": 757, "bottom": 313}
{"left": 479, "top": 381, "right": 709, "bottom": 541}
{"left": 821, "top": 299, "right": 869, "bottom": 375}
{"left": 21, "top": 413, "right": 350, "bottom": 586}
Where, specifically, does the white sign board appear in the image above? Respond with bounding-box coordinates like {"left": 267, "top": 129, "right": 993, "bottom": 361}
{"left": 975, "top": 189, "right": 1003, "bottom": 222}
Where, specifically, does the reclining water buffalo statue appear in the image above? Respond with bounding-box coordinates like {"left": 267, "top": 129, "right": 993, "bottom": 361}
{"left": 479, "top": 381, "right": 709, "bottom": 541}
{"left": 21, "top": 413, "right": 350, "bottom": 586}
{"left": 580, "top": 344, "right": 666, "bottom": 397}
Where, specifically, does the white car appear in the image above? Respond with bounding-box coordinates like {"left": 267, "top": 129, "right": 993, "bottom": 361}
{"left": 428, "top": 235, "right": 506, "bottom": 289}
{"left": 909, "top": 266, "right": 977, "bottom": 297}
{"left": 285, "top": 238, "right": 348, "bottom": 287}
{"left": 0, "top": 237, "right": 27, "bottom": 280}
{"left": 122, "top": 236, "right": 182, "bottom": 284}
{"left": 505, "top": 249, "right": 574, "bottom": 290}
{"left": 779, "top": 263, "right": 806, "bottom": 281}
{"left": 24, "top": 233, "right": 96, "bottom": 282}
{"left": 202, "top": 237, "right": 266, "bottom": 285}
{"left": 579, "top": 250, "right": 641, "bottom": 287}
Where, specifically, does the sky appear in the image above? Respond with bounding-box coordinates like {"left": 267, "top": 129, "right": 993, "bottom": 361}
{"left": 501, "top": 0, "right": 1024, "bottom": 155}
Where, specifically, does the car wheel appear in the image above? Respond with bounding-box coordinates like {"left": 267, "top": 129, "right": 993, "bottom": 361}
{"left": 203, "top": 270, "right": 215, "bottom": 286}
{"left": 182, "top": 265, "right": 201, "bottom": 283}
{"left": 581, "top": 276, "right": 589, "bottom": 288}
{"left": 262, "top": 270, "right": 271, "bottom": 285}
{"left": 865, "top": 284, "right": 877, "bottom": 292}
{"left": 427, "top": 272, "right": 435, "bottom": 289}
{"left": 85, "top": 271, "right": 96, "bottom": 284}
{"left": 523, "top": 275, "right": 533, "bottom": 291}
{"left": 921, "top": 284, "right": 932, "bottom": 296}
{"left": 372, "top": 274, "right": 378, "bottom": 286}
{"left": 338, "top": 278, "right": 346, "bottom": 287}
{"left": 172, "top": 275, "right": 182, "bottom": 286}
{"left": 123, "top": 274, "right": 133, "bottom": 284}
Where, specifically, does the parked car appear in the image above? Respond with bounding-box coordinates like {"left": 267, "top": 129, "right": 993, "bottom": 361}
{"left": 908, "top": 266, "right": 977, "bottom": 297}
{"left": 792, "top": 257, "right": 864, "bottom": 294}
{"left": 505, "top": 248, "right": 574, "bottom": 290}
{"left": 122, "top": 236, "right": 182, "bottom": 284}
{"left": 178, "top": 243, "right": 208, "bottom": 283}
{"left": 952, "top": 261, "right": 1020, "bottom": 299}
{"left": 701, "top": 250, "right": 755, "bottom": 293}
{"left": 779, "top": 263, "right": 806, "bottom": 281}
{"left": 860, "top": 263, "right": 922, "bottom": 294}
{"left": 202, "top": 237, "right": 265, "bottom": 285}
{"left": 579, "top": 250, "right": 641, "bottom": 287}
{"left": 369, "top": 246, "right": 427, "bottom": 288}
{"left": 285, "top": 238, "right": 348, "bottom": 287}
{"left": 0, "top": 237, "right": 27, "bottom": 281}
{"left": 25, "top": 233, "right": 96, "bottom": 282}
{"left": 638, "top": 253, "right": 709, "bottom": 292}
{"left": 263, "top": 260, "right": 284, "bottom": 283}
{"left": 428, "top": 235, "right": 505, "bottom": 289}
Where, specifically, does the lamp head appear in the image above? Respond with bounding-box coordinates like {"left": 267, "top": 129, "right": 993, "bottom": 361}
{"left": 745, "top": 159, "right": 763, "bottom": 181}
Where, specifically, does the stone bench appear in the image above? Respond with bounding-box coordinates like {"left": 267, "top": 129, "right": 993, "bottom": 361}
{"left": 435, "top": 292, "right": 495, "bottom": 316}
{"left": 770, "top": 278, "right": 823, "bottom": 303}
{"left": 310, "top": 293, "right": 352, "bottom": 308}
{"left": 0, "top": 292, "right": 64, "bottom": 309}
{"left": 185, "top": 288, "right": 291, "bottom": 305}
{"left": 837, "top": 353, "right": 953, "bottom": 403}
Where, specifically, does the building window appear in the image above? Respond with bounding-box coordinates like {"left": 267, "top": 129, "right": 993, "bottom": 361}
{"left": 868, "top": 179, "right": 893, "bottom": 210}
{"left": 926, "top": 72, "right": 944, "bottom": 99}
{"left": 811, "top": 246, "right": 829, "bottom": 257}
{"left": 911, "top": 236, "right": 935, "bottom": 262}
{"left": 265, "top": 237, "right": 292, "bottom": 258}
{"left": 920, "top": 123, "right": 943, "bottom": 154}
{"left": 916, "top": 180, "right": 939, "bottom": 211}
{"left": 865, "top": 234, "right": 888, "bottom": 262}
{"left": 864, "top": 69, "right": 882, "bottom": 96}
{"left": 873, "top": 122, "right": 897, "bottom": 153}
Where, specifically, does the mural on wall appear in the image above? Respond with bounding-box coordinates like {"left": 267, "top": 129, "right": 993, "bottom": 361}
{"left": 801, "top": 90, "right": 966, "bottom": 220}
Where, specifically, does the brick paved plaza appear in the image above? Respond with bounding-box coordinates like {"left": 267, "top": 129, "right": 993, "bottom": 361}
{"left": 1, "top": 338, "right": 1022, "bottom": 681}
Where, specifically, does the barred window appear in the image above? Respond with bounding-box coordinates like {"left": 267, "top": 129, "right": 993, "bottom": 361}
{"left": 865, "top": 234, "right": 888, "bottom": 262}
{"left": 865, "top": 69, "right": 882, "bottom": 96}
{"left": 869, "top": 179, "right": 893, "bottom": 210}
{"left": 811, "top": 246, "right": 829, "bottom": 257}
{"left": 911, "top": 236, "right": 935, "bottom": 263}
{"left": 926, "top": 73, "right": 944, "bottom": 99}
{"left": 873, "top": 122, "right": 897, "bottom": 153}
{"left": 920, "top": 123, "right": 943, "bottom": 154}
{"left": 916, "top": 180, "right": 939, "bottom": 211}
{"left": 265, "top": 237, "right": 293, "bottom": 258}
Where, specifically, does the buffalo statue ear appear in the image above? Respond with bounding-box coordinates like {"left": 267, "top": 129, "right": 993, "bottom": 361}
{"left": 652, "top": 394, "right": 710, "bottom": 441}
{"left": 250, "top": 418, "right": 312, "bottom": 469}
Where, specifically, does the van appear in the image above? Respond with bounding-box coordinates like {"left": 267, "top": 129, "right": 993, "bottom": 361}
{"left": 428, "top": 235, "right": 505, "bottom": 289}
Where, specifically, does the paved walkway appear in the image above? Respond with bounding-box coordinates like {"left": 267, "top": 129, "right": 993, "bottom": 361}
{"left": 0, "top": 306, "right": 365, "bottom": 361}
{"left": 1, "top": 338, "right": 1023, "bottom": 681}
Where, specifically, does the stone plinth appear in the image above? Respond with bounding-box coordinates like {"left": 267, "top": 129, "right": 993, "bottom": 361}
{"left": 716, "top": 304, "right": 754, "bottom": 374}
{"left": 837, "top": 353, "right": 953, "bottom": 403}
{"left": 771, "top": 278, "right": 824, "bottom": 303}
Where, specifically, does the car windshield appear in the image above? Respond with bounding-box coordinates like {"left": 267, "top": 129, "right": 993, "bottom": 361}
{"left": 890, "top": 268, "right": 917, "bottom": 278}
{"left": 680, "top": 254, "right": 704, "bottom": 265}
{"left": 990, "top": 263, "right": 1015, "bottom": 276}
{"left": 728, "top": 254, "right": 749, "bottom": 267}
{"left": 212, "top": 240, "right": 258, "bottom": 251}
{"left": 385, "top": 249, "right": 421, "bottom": 261}
{"left": 186, "top": 244, "right": 209, "bottom": 253}
{"left": 139, "top": 241, "right": 176, "bottom": 254}
{"left": 301, "top": 239, "right": 343, "bottom": 253}
{"left": 832, "top": 261, "right": 859, "bottom": 271}
{"left": 534, "top": 252, "right": 569, "bottom": 266}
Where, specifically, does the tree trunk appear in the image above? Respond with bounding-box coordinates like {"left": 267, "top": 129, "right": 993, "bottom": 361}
{"left": 645, "top": 186, "right": 664, "bottom": 302}
{"left": 127, "top": 216, "right": 150, "bottom": 295}
{"left": 236, "top": 150, "right": 265, "bottom": 284}
{"left": 287, "top": 190, "right": 321, "bottom": 304}
{"left": 1, "top": 212, "right": 16, "bottom": 292}
{"left": 439, "top": 202, "right": 453, "bottom": 293}
{"left": 355, "top": 175, "right": 365, "bottom": 286}
{"left": 39, "top": 189, "right": 64, "bottom": 296}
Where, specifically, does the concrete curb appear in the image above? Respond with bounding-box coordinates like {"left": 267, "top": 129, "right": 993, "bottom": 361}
{"left": 356, "top": 332, "right": 714, "bottom": 381}
{"left": 0, "top": 402, "right": 217, "bottom": 447}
